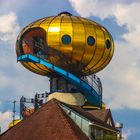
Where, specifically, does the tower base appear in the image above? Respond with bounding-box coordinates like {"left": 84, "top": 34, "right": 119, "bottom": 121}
{"left": 48, "top": 92, "right": 86, "bottom": 106}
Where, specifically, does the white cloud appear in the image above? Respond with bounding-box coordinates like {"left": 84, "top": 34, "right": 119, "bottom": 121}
{"left": 0, "top": 12, "right": 20, "bottom": 44}
{"left": 69, "top": 0, "right": 140, "bottom": 109}
{"left": 123, "top": 128, "right": 140, "bottom": 140}
{"left": 0, "top": 111, "right": 13, "bottom": 132}
{"left": 114, "top": 3, "right": 140, "bottom": 48}
{"left": 0, "top": 111, "right": 20, "bottom": 132}
{"left": 123, "top": 129, "right": 132, "bottom": 140}
{"left": 69, "top": 0, "right": 114, "bottom": 18}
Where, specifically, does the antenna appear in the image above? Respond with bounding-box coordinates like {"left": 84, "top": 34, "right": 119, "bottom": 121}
{"left": 19, "top": 92, "right": 49, "bottom": 119}
{"left": 13, "top": 100, "right": 16, "bottom": 125}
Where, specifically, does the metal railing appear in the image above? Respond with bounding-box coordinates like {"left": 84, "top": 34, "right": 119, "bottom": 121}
{"left": 82, "top": 74, "right": 102, "bottom": 98}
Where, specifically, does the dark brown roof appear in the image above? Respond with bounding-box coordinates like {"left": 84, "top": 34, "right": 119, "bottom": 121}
{"left": 0, "top": 99, "right": 89, "bottom": 140}
{"left": 87, "top": 109, "right": 109, "bottom": 121}
{"left": 87, "top": 109, "right": 115, "bottom": 127}
{"left": 60, "top": 102, "right": 117, "bottom": 131}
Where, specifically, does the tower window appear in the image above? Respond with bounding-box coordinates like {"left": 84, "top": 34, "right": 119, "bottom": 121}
{"left": 87, "top": 36, "right": 95, "bottom": 46}
{"left": 105, "top": 39, "right": 111, "bottom": 49}
{"left": 62, "top": 35, "right": 71, "bottom": 44}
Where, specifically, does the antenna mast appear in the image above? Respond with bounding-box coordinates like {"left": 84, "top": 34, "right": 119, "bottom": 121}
{"left": 13, "top": 100, "right": 16, "bottom": 124}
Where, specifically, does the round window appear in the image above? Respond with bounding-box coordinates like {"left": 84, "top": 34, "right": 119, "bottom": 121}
{"left": 87, "top": 36, "right": 95, "bottom": 46}
{"left": 62, "top": 35, "right": 71, "bottom": 44}
{"left": 105, "top": 39, "right": 111, "bottom": 49}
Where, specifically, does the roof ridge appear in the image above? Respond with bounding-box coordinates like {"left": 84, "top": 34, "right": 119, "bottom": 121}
{"left": 60, "top": 102, "right": 118, "bottom": 131}
{"left": 61, "top": 102, "right": 104, "bottom": 123}
{"left": 53, "top": 100, "right": 88, "bottom": 140}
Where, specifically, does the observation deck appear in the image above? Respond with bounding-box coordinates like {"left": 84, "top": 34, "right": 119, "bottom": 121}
{"left": 16, "top": 12, "right": 114, "bottom": 108}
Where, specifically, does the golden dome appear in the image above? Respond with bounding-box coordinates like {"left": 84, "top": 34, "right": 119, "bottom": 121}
{"left": 16, "top": 12, "right": 114, "bottom": 77}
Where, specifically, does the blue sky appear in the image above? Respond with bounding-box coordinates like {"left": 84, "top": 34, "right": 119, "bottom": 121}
{"left": 0, "top": 0, "right": 140, "bottom": 139}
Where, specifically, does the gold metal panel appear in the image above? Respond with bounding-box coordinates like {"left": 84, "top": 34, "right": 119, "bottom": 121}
{"left": 47, "top": 24, "right": 60, "bottom": 49}
{"left": 71, "top": 16, "right": 81, "bottom": 23}
{"left": 21, "top": 62, "right": 46, "bottom": 76}
{"left": 85, "top": 28, "right": 105, "bottom": 73}
{"left": 94, "top": 55, "right": 113, "bottom": 73}
{"left": 60, "top": 15, "right": 71, "bottom": 23}
{"left": 91, "top": 33, "right": 113, "bottom": 72}
{"left": 81, "top": 23, "right": 96, "bottom": 66}
{"left": 40, "top": 17, "right": 56, "bottom": 36}
{"left": 60, "top": 21, "right": 73, "bottom": 57}
{"left": 36, "top": 63, "right": 52, "bottom": 73}
{"left": 47, "top": 16, "right": 62, "bottom": 50}
{"left": 94, "top": 38, "right": 114, "bottom": 73}
{"left": 31, "top": 18, "right": 46, "bottom": 28}
{"left": 40, "top": 17, "right": 55, "bottom": 44}
{"left": 40, "top": 17, "right": 54, "bottom": 25}
{"left": 72, "top": 22, "right": 85, "bottom": 61}
{"left": 88, "top": 19, "right": 98, "bottom": 26}
{"left": 28, "top": 62, "right": 47, "bottom": 74}
{"left": 78, "top": 17, "right": 90, "bottom": 24}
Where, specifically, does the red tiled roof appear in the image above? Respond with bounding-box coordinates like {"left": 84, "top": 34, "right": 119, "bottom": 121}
{"left": 0, "top": 99, "right": 89, "bottom": 140}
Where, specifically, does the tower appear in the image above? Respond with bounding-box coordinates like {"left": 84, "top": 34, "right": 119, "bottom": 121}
{"left": 16, "top": 12, "right": 114, "bottom": 109}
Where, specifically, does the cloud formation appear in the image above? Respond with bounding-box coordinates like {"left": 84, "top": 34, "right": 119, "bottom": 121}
{"left": 0, "top": 111, "right": 13, "bottom": 132}
{"left": 69, "top": 0, "right": 140, "bottom": 109}
{"left": 0, "top": 12, "right": 20, "bottom": 44}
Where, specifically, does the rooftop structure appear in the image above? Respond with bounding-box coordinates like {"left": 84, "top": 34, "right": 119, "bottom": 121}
{"left": 16, "top": 12, "right": 114, "bottom": 108}
{"left": 0, "top": 99, "right": 121, "bottom": 140}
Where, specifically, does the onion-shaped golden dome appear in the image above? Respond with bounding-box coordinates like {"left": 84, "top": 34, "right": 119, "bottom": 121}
{"left": 16, "top": 12, "right": 114, "bottom": 77}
